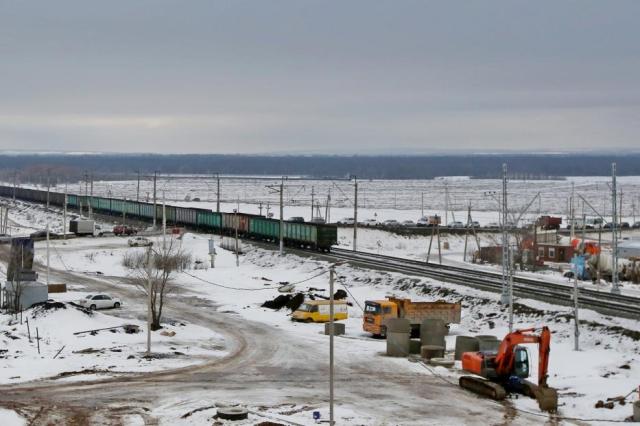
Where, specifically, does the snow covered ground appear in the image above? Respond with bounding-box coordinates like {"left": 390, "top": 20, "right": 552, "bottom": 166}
{"left": 1, "top": 196, "right": 639, "bottom": 423}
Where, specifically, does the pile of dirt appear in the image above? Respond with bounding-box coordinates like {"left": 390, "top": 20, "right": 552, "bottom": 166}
{"left": 30, "top": 301, "right": 66, "bottom": 318}
{"left": 262, "top": 293, "right": 306, "bottom": 311}
{"left": 334, "top": 289, "right": 348, "bottom": 300}
{"left": 261, "top": 295, "right": 293, "bottom": 310}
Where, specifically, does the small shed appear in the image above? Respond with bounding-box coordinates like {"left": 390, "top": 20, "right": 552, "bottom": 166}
{"left": 4, "top": 281, "right": 49, "bottom": 311}
{"left": 537, "top": 244, "right": 574, "bottom": 263}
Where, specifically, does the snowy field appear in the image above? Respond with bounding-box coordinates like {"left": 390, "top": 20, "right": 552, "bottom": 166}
{"left": 0, "top": 195, "right": 639, "bottom": 424}
{"left": 9, "top": 175, "right": 640, "bottom": 226}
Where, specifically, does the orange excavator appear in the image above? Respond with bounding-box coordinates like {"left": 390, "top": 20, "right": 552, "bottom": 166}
{"left": 459, "top": 327, "right": 558, "bottom": 412}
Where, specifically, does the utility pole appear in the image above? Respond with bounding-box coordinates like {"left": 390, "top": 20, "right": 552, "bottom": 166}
{"left": 463, "top": 204, "right": 471, "bottom": 262}
{"left": 325, "top": 189, "right": 331, "bottom": 224}
{"left": 46, "top": 171, "right": 50, "bottom": 212}
{"left": 89, "top": 175, "right": 93, "bottom": 219}
{"left": 501, "top": 163, "right": 510, "bottom": 305}
{"left": 234, "top": 207, "right": 240, "bottom": 267}
{"left": 46, "top": 222, "right": 50, "bottom": 286}
{"left": 573, "top": 255, "right": 580, "bottom": 351}
{"left": 353, "top": 176, "right": 358, "bottom": 252}
{"left": 329, "top": 266, "right": 336, "bottom": 426}
{"left": 259, "top": 202, "right": 263, "bottom": 216}
{"left": 146, "top": 246, "right": 152, "bottom": 356}
{"left": 63, "top": 186, "right": 67, "bottom": 240}
{"left": 123, "top": 197, "right": 127, "bottom": 226}
{"left": 162, "top": 192, "right": 166, "bottom": 250}
{"left": 570, "top": 182, "right": 575, "bottom": 240}
{"left": 611, "top": 163, "right": 620, "bottom": 294}
{"left": 421, "top": 192, "right": 424, "bottom": 218}
{"left": 280, "top": 177, "right": 284, "bottom": 255}
{"left": 12, "top": 170, "right": 16, "bottom": 203}
{"left": 508, "top": 247, "right": 514, "bottom": 332}
{"left": 216, "top": 172, "right": 221, "bottom": 213}
{"left": 153, "top": 171, "right": 157, "bottom": 228}
{"left": 311, "top": 186, "right": 315, "bottom": 220}
{"left": 444, "top": 183, "right": 449, "bottom": 226}
{"left": 136, "top": 170, "right": 140, "bottom": 202}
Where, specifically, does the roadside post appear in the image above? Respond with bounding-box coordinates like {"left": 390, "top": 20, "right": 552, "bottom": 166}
{"left": 208, "top": 238, "right": 216, "bottom": 268}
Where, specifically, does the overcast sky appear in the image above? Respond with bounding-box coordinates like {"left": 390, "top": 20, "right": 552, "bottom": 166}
{"left": 1, "top": 1, "right": 639, "bottom": 154}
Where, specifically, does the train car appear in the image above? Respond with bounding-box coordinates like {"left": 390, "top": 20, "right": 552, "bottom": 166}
{"left": 139, "top": 202, "right": 154, "bottom": 220}
{"left": 195, "top": 209, "right": 221, "bottom": 231}
{"left": 316, "top": 224, "right": 337, "bottom": 251}
{"left": 249, "top": 217, "right": 279, "bottom": 241}
{"left": 221, "top": 212, "right": 254, "bottom": 235}
{"left": 175, "top": 206, "right": 197, "bottom": 227}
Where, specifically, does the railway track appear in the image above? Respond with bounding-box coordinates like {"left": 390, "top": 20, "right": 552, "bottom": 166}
{"left": 328, "top": 248, "right": 640, "bottom": 320}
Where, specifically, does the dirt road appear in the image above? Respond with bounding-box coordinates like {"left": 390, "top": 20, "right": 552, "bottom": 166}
{"left": 0, "top": 242, "right": 542, "bottom": 425}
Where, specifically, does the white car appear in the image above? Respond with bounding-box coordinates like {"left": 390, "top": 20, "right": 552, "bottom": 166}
{"left": 383, "top": 219, "right": 400, "bottom": 227}
{"left": 78, "top": 294, "right": 122, "bottom": 310}
{"left": 401, "top": 220, "right": 415, "bottom": 227}
{"left": 128, "top": 236, "right": 152, "bottom": 247}
{"left": 447, "top": 221, "right": 465, "bottom": 228}
{"left": 338, "top": 218, "right": 355, "bottom": 225}
{"left": 361, "top": 219, "right": 379, "bottom": 227}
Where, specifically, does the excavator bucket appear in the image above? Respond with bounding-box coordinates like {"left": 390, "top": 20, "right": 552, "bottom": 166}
{"left": 522, "top": 380, "right": 558, "bottom": 413}
{"left": 533, "top": 386, "right": 558, "bottom": 413}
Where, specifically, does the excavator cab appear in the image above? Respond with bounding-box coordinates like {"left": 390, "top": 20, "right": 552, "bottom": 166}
{"left": 513, "top": 346, "right": 530, "bottom": 378}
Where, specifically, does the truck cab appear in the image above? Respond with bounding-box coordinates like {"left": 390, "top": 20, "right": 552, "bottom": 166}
{"left": 363, "top": 300, "right": 397, "bottom": 336}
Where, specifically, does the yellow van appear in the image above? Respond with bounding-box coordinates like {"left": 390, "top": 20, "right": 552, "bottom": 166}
{"left": 292, "top": 300, "right": 348, "bottom": 323}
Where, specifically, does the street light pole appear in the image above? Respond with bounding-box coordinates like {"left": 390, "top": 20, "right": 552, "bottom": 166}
{"left": 353, "top": 176, "right": 358, "bottom": 252}
{"left": 279, "top": 176, "right": 284, "bottom": 256}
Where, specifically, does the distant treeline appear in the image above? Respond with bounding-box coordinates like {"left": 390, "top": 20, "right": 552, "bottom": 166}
{"left": 0, "top": 153, "right": 637, "bottom": 183}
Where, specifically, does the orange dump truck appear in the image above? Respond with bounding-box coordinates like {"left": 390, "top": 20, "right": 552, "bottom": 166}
{"left": 363, "top": 297, "right": 461, "bottom": 337}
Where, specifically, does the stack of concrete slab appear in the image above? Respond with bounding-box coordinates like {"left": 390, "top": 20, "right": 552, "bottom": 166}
{"left": 386, "top": 318, "right": 410, "bottom": 357}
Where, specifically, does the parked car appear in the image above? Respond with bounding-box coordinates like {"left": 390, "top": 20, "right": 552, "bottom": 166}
{"left": 633, "top": 222, "right": 640, "bottom": 229}
{"left": 416, "top": 216, "right": 430, "bottom": 227}
{"left": 383, "top": 219, "right": 400, "bottom": 227}
{"left": 113, "top": 225, "right": 137, "bottom": 236}
{"left": 338, "top": 217, "right": 355, "bottom": 225}
{"left": 467, "top": 221, "right": 481, "bottom": 228}
{"left": 288, "top": 216, "right": 305, "bottom": 223}
{"left": 309, "top": 217, "right": 326, "bottom": 224}
{"left": 401, "top": 220, "right": 415, "bottom": 227}
{"left": 621, "top": 222, "right": 630, "bottom": 229}
{"left": 447, "top": 221, "right": 464, "bottom": 228}
{"left": 128, "top": 236, "right": 152, "bottom": 247}
{"left": 361, "top": 218, "right": 379, "bottom": 227}
{"left": 603, "top": 222, "right": 614, "bottom": 229}
{"left": 78, "top": 294, "right": 121, "bottom": 310}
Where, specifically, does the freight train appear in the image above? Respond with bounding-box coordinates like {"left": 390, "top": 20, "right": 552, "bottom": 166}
{"left": 0, "top": 185, "right": 337, "bottom": 251}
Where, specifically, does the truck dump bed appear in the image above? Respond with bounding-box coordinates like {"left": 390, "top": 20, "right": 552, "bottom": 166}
{"left": 390, "top": 297, "right": 461, "bottom": 325}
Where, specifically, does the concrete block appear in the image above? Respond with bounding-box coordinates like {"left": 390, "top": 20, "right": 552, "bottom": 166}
{"left": 409, "top": 339, "right": 422, "bottom": 354}
{"left": 385, "top": 318, "right": 411, "bottom": 333}
{"left": 455, "top": 336, "right": 480, "bottom": 360}
{"left": 421, "top": 344, "right": 445, "bottom": 360}
{"left": 324, "top": 322, "right": 345, "bottom": 336}
{"left": 386, "top": 331, "right": 410, "bottom": 357}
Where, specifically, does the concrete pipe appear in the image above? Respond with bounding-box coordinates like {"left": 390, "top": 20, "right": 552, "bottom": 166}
{"left": 216, "top": 406, "right": 249, "bottom": 421}
{"left": 385, "top": 318, "right": 411, "bottom": 334}
{"left": 421, "top": 318, "right": 447, "bottom": 333}
{"left": 409, "top": 339, "right": 422, "bottom": 355}
{"left": 386, "top": 331, "right": 410, "bottom": 357}
{"left": 455, "top": 336, "right": 480, "bottom": 360}
{"left": 634, "top": 400, "right": 640, "bottom": 422}
{"left": 421, "top": 345, "right": 445, "bottom": 360}
{"left": 421, "top": 334, "right": 446, "bottom": 349}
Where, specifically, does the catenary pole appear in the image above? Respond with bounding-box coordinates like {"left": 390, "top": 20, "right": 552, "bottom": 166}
{"left": 353, "top": 176, "right": 358, "bottom": 251}
{"left": 611, "top": 163, "right": 620, "bottom": 294}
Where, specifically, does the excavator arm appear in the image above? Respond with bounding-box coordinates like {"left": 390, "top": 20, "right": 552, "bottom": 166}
{"left": 493, "top": 326, "right": 551, "bottom": 386}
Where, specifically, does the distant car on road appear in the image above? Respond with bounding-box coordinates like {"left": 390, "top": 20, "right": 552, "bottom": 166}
{"left": 78, "top": 294, "right": 121, "bottom": 310}
{"left": 633, "top": 222, "right": 640, "bottom": 229}
{"left": 128, "top": 236, "right": 152, "bottom": 247}
{"left": 309, "top": 217, "right": 326, "bottom": 224}
{"left": 288, "top": 217, "right": 305, "bottom": 223}
{"left": 383, "top": 219, "right": 400, "bottom": 227}
{"left": 621, "top": 222, "right": 630, "bottom": 229}
{"left": 417, "top": 215, "right": 441, "bottom": 227}
{"left": 447, "top": 221, "right": 464, "bottom": 228}
{"left": 113, "top": 225, "right": 137, "bottom": 236}
{"left": 361, "top": 218, "right": 379, "bottom": 227}
{"left": 338, "top": 218, "right": 355, "bottom": 225}
{"left": 401, "top": 220, "right": 415, "bottom": 227}
{"left": 467, "top": 221, "right": 481, "bottom": 228}
{"left": 486, "top": 222, "right": 500, "bottom": 229}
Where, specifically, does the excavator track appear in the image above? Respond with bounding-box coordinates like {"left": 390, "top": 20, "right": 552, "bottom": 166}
{"left": 459, "top": 376, "right": 507, "bottom": 401}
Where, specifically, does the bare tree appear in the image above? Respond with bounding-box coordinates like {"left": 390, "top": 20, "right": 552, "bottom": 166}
{"left": 123, "top": 239, "right": 191, "bottom": 330}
